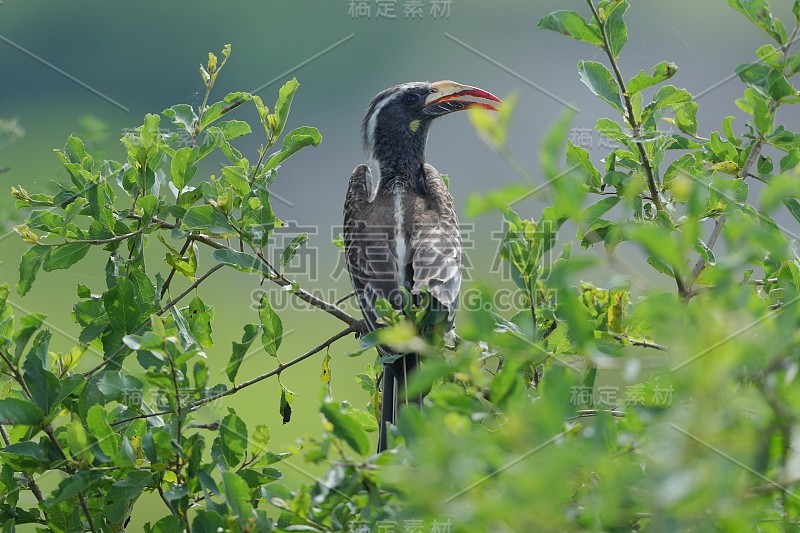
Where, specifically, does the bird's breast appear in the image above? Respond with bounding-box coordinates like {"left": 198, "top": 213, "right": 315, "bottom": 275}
{"left": 392, "top": 185, "right": 410, "bottom": 287}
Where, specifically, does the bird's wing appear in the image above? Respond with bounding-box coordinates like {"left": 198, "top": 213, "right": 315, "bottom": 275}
{"left": 343, "top": 165, "right": 400, "bottom": 333}
{"left": 410, "top": 164, "right": 462, "bottom": 330}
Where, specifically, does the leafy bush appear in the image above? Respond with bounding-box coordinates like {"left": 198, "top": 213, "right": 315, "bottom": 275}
{"left": 1, "top": 0, "right": 800, "bottom": 531}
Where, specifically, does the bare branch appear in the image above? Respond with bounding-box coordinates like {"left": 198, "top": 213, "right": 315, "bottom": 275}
{"left": 111, "top": 324, "right": 359, "bottom": 427}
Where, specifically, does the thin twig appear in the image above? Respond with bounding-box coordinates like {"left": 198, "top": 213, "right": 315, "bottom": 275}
{"left": 610, "top": 333, "right": 666, "bottom": 351}
{"left": 37, "top": 225, "right": 150, "bottom": 247}
{"left": 129, "top": 215, "right": 363, "bottom": 329}
{"left": 566, "top": 408, "right": 626, "bottom": 420}
{"left": 586, "top": 0, "right": 688, "bottom": 297}
{"left": 157, "top": 482, "right": 178, "bottom": 517}
{"left": 254, "top": 251, "right": 362, "bottom": 329}
{"left": 335, "top": 291, "right": 356, "bottom": 306}
{"left": 686, "top": 23, "right": 800, "bottom": 291}
{"left": 111, "top": 324, "right": 358, "bottom": 426}
{"left": 585, "top": 0, "right": 663, "bottom": 213}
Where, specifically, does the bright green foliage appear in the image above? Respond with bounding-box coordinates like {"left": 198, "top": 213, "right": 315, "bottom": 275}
{"left": 2, "top": 3, "right": 800, "bottom": 531}
{"left": 380, "top": 0, "right": 800, "bottom": 530}
{"left": 0, "top": 46, "right": 385, "bottom": 532}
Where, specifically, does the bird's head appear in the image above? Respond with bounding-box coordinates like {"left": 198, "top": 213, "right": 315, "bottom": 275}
{"left": 362, "top": 80, "right": 501, "bottom": 172}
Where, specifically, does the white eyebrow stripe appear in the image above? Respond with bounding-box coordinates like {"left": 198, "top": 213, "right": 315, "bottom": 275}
{"left": 365, "top": 90, "right": 403, "bottom": 161}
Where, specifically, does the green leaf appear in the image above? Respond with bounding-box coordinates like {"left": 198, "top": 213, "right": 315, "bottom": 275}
{"left": 566, "top": 140, "right": 602, "bottom": 190}
{"left": 181, "top": 205, "right": 235, "bottom": 235}
{"left": 607, "top": 289, "right": 628, "bottom": 334}
{"left": 66, "top": 420, "right": 94, "bottom": 463}
{"left": 540, "top": 108, "right": 575, "bottom": 179}
{"left": 259, "top": 293, "right": 283, "bottom": 357}
{"left": 708, "top": 132, "right": 739, "bottom": 161}
{"left": 0, "top": 398, "right": 45, "bottom": 425}
{"left": 270, "top": 78, "right": 300, "bottom": 139}
{"left": 646, "top": 86, "right": 693, "bottom": 118}
{"left": 602, "top": 0, "right": 629, "bottom": 58}
{"left": 219, "top": 413, "right": 248, "bottom": 468}
{"left": 222, "top": 471, "right": 255, "bottom": 528}
{"left": 279, "top": 385, "right": 296, "bottom": 424}
{"left": 163, "top": 104, "right": 198, "bottom": 134}
{"left": 250, "top": 424, "right": 271, "bottom": 458}
{"left": 784, "top": 198, "right": 800, "bottom": 224}
{"left": 87, "top": 405, "right": 119, "bottom": 458}
{"left": 12, "top": 314, "right": 46, "bottom": 365}
{"left": 692, "top": 239, "right": 716, "bottom": 265}
{"left": 628, "top": 61, "right": 678, "bottom": 94}
{"left": 28, "top": 210, "right": 66, "bottom": 235}
{"left": 464, "top": 183, "right": 532, "bottom": 217}
{"left": 103, "top": 278, "right": 141, "bottom": 334}
{"left": 162, "top": 236, "right": 198, "bottom": 281}
{"left": 219, "top": 120, "right": 251, "bottom": 141}
{"left": 469, "top": 92, "right": 518, "bottom": 152}
{"left": 221, "top": 163, "right": 251, "bottom": 197}
{"left": 150, "top": 516, "right": 183, "bottom": 533}
{"left": 45, "top": 471, "right": 101, "bottom": 508}
{"left": 537, "top": 10, "right": 602, "bottom": 45}
{"left": 212, "top": 248, "right": 270, "bottom": 276}
{"left": 0, "top": 442, "right": 49, "bottom": 472}
{"left": 102, "top": 471, "right": 151, "bottom": 524}
{"left": 0, "top": 283, "right": 8, "bottom": 313}
{"left": 85, "top": 180, "right": 116, "bottom": 232}
{"left": 673, "top": 101, "right": 699, "bottom": 136}
{"left": 280, "top": 232, "right": 309, "bottom": 270}
{"left": 23, "top": 353, "right": 61, "bottom": 414}
{"left": 721, "top": 116, "right": 740, "bottom": 146}
{"left": 490, "top": 357, "right": 526, "bottom": 408}
{"left": 647, "top": 255, "right": 674, "bottom": 277}
{"left": 17, "top": 245, "right": 50, "bottom": 296}
{"left": 753, "top": 93, "right": 773, "bottom": 135}
{"left": 227, "top": 323, "right": 260, "bottom": 384}
{"left": 736, "top": 63, "right": 797, "bottom": 101}
{"left": 97, "top": 372, "right": 143, "bottom": 403}
{"left": 203, "top": 92, "right": 252, "bottom": 127}
{"left": 183, "top": 296, "right": 214, "bottom": 348}
{"left": 170, "top": 146, "right": 199, "bottom": 190}
{"left": 320, "top": 352, "right": 332, "bottom": 385}
{"left": 197, "top": 126, "right": 224, "bottom": 160}
{"left": 580, "top": 197, "right": 620, "bottom": 227}
{"left": 43, "top": 243, "right": 90, "bottom": 272}
{"left": 321, "top": 400, "right": 371, "bottom": 455}
{"left": 192, "top": 510, "right": 227, "bottom": 533}
{"left": 727, "top": 0, "right": 784, "bottom": 43}
{"left": 756, "top": 44, "right": 784, "bottom": 69}
{"left": 264, "top": 126, "right": 322, "bottom": 171}
{"left": 578, "top": 60, "right": 624, "bottom": 114}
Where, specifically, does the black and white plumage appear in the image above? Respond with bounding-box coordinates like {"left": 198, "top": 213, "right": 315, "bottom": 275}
{"left": 343, "top": 81, "right": 500, "bottom": 451}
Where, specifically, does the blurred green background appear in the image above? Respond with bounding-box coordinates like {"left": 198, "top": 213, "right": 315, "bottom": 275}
{"left": 1, "top": 0, "right": 797, "bottom": 528}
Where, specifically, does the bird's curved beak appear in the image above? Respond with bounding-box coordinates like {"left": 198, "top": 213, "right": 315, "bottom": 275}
{"left": 422, "top": 80, "right": 502, "bottom": 117}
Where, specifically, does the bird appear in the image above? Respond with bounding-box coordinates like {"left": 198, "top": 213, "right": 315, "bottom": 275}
{"left": 343, "top": 80, "right": 500, "bottom": 451}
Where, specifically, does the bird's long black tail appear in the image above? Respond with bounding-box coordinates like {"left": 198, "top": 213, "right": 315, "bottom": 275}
{"left": 378, "top": 353, "right": 422, "bottom": 452}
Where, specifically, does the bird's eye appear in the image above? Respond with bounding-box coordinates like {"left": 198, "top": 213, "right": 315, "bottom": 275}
{"left": 403, "top": 93, "right": 420, "bottom": 104}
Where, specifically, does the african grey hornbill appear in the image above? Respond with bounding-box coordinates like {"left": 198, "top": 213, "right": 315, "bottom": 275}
{"left": 343, "top": 81, "right": 500, "bottom": 451}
